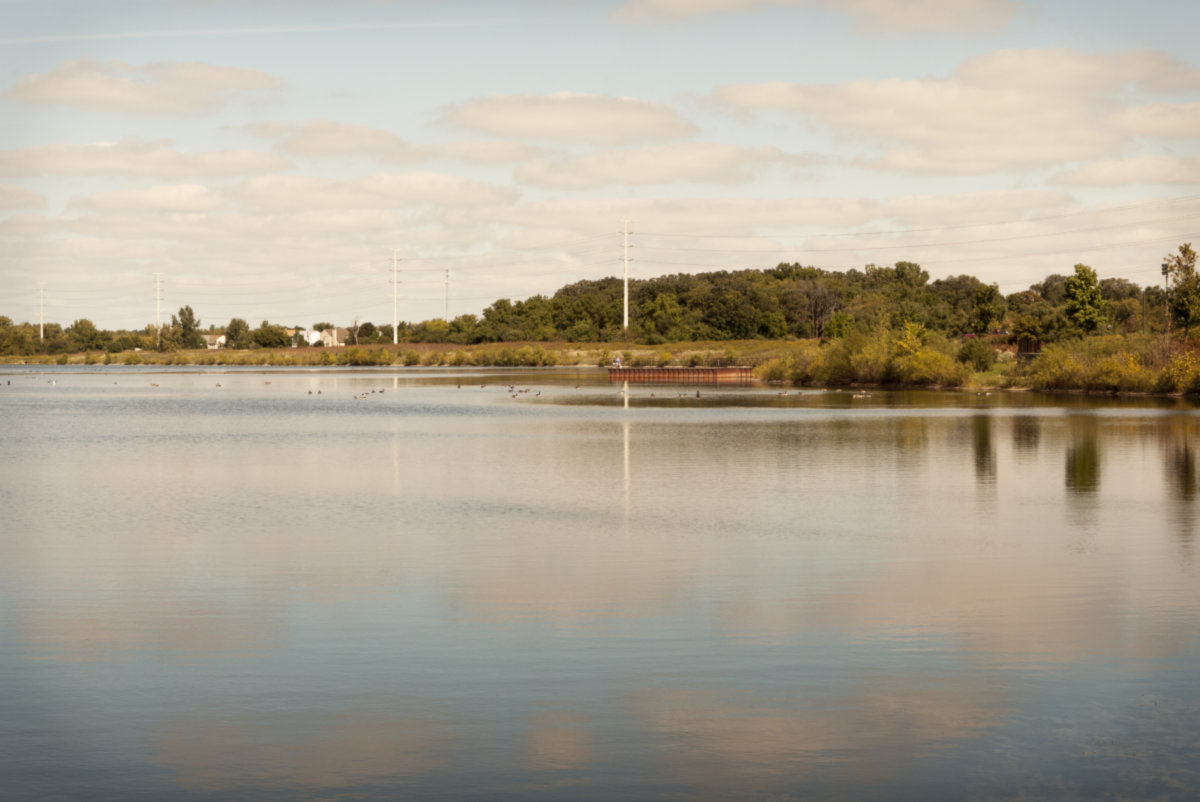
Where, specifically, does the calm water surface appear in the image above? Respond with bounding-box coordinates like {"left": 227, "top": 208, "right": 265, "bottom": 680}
{"left": 2, "top": 366, "right": 1199, "bottom": 800}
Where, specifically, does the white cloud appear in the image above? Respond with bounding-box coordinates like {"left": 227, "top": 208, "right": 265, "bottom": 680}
{"left": 235, "top": 172, "right": 516, "bottom": 211}
{"left": 0, "top": 139, "right": 290, "bottom": 178}
{"left": 514, "top": 143, "right": 809, "bottom": 189}
{"left": 954, "top": 48, "right": 1200, "bottom": 92}
{"left": 613, "top": 0, "right": 1016, "bottom": 34}
{"left": 6, "top": 58, "right": 282, "bottom": 115}
{"left": 439, "top": 92, "right": 696, "bottom": 145}
{"left": 0, "top": 185, "right": 46, "bottom": 211}
{"left": 0, "top": 213, "right": 51, "bottom": 238}
{"left": 715, "top": 48, "right": 1200, "bottom": 175}
{"left": 1120, "top": 103, "right": 1200, "bottom": 139}
{"left": 1051, "top": 156, "right": 1200, "bottom": 186}
{"left": 425, "top": 141, "right": 543, "bottom": 164}
{"left": 244, "top": 119, "right": 420, "bottom": 161}
{"left": 243, "top": 119, "right": 542, "bottom": 164}
{"left": 70, "top": 184, "right": 226, "bottom": 213}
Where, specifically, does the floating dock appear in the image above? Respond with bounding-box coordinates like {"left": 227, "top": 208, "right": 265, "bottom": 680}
{"left": 607, "top": 366, "right": 756, "bottom": 385}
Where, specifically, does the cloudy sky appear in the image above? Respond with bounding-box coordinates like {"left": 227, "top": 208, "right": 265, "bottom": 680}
{"left": 3, "top": 0, "right": 1200, "bottom": 331}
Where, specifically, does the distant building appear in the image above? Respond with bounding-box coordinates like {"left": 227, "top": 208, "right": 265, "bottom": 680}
{"left": 311, "top": 328, "right": 346, "bottom": 347}
{"left": 202, "top": 334, "right": 226, "bottom": 350}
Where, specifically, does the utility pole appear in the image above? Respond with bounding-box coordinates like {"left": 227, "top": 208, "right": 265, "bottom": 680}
{"left": 153, "top": 272, "right": 163, "bottom": 348}
{"left": 392, "top": 250, "right": 400, "bottom": 345}
{"left": 622, "top": 220, "right": 631, "bottom": 332}
{"left": 1163, "top": 261, "right": 1171, "bottom": 338}
{"left": 444, "top": 269, "right": 450, "bottom": 322}
{"left": 38, "top": 283, "right": 44, "bottom": 341}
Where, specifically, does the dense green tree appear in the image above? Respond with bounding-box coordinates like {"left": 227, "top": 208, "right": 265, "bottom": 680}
{"left": 174, "top": 306, "right": 204, "bottom": 349}
{"left": 968, "top": 284, "right": 1005, "bottom": 334}
{"left": 1007, "top": 290, "right": 1065, "bottom": 342}
{"left": 1100, "top": 277, "right": 1141, "bottom": 302}
{"left": 225, "top": 318, "right": 250, "bottom": 348}
{"left": 444, "top": 314, "right": 477, "bottom": 344}
{"left": 411, "top": 318, "right": 451, "bottom": 342}
{"left": 1166, "top": 243, "right": 1200, "bottom": 334}
{"left": 1032, "top": 274, "right": 1069, "bottom": 305}
{"left": 68, "top": 318, "right": 103, "bottom": 351}
{"left": 251, "top": 321, "right": 289, "bottom": 348}
{"left": 1064, "top": 264, "right": 1105, "bottom": 333}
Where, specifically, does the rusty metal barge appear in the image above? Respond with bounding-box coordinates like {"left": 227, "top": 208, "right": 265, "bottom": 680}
{"left": 607, "top": 366, "right": 756, "bottom": 385}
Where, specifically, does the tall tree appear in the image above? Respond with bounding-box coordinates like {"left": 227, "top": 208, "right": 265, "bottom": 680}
{"left": 68, "top": 318, "right": 102, "bottom": 351}
{"left": 1064, "top": 264, "right": 1105, "bottom": 333}
{"left": 225, "top": 318, "right": 250, "bottom": 348}
{"left": 1165, "top": 243, "right": 1200, "bottom": 335}
{"left": 175, "top": 306, "right": 204, "bottom": 349}
{"left": 968, "top": 283, "right": 1005, "bottom": 334}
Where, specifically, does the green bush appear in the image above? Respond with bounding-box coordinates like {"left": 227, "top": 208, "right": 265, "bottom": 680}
{"left": 1089, "top": 353, "right": 1154, "bottom": 392}
{"left": 1157, "top": 351, "right": 1199, "bottom": 392}
{"left": 849, "top": 335, "right": 892, "bottom": 384}
{"left": 894, "top": 347, "right": 968, "bottom": 386}
{"left": 811, "top": 340, "right": 856, "bottom": 385}
{"left": 1026, "top": 345, "right": 1087, "bottom": 390}
{"left": 756, "top": 357, "right": 789, "bottom": 382}
{"left": 957, "top": 338, "right": 996, "bottom": 371}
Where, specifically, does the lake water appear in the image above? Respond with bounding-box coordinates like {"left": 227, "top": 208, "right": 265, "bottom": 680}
{"left": 2, "top": 365, "right": 1199, "bottom": 800}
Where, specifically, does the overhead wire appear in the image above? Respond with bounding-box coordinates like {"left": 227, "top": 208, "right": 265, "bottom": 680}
{"left": 15, "top": 205, "right": 1199, "bottom": 328}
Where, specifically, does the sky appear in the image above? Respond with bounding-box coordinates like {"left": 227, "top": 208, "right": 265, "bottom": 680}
{"left": 3, "top": 0, "right": 1200, "bottom": 332}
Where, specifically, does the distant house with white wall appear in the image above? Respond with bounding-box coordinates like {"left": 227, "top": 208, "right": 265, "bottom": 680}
{"left": 303, "top": 327, "right": 347, "bottom": 347}
{"left": 322, "top": 328, "right": 348, "bottom": 347}
{"left": 202, "top": 334, "right": 226, "bottom": 350}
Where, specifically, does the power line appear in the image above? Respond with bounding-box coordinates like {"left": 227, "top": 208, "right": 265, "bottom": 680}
{"left": 636, "top": 193, "right": 1200, "bottom": 240}
{"left": 634, "top": 211, "right": 1200, "bottom": 255}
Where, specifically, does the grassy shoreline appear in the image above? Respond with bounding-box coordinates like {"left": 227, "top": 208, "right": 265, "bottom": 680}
{"left": 4, "top": 336, "right": 1199, "bottom": 398}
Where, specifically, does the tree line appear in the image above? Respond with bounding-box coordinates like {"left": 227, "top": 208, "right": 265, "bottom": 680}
{"left": 4, "top": 244, "right": 1198, "bottom": 356}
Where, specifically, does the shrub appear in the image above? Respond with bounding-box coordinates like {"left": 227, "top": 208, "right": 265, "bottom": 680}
{"left": 1089, "top": 353, "right": 1153, "bottom": 392}
{"left": 811, "top": 339, "right": 855, "bottom": 385}
{"left": 958, "top": 338, "right": 997, "bottom": 371}
{"left": 1026, "top": 345, "right": 1087, "bottom": 390}
{"left": 756, "top": 358, "right": 790, "bottom": 383}
{"left": 893, "top": 347, "right": 968, "bottom": 386}
{"left": 850, "top": 335, "right": 892, "bottom": 384}
{"left": 1157, "top": 351, "right": 1199, "bottom": 393}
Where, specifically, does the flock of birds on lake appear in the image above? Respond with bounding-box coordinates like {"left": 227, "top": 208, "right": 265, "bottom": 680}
{"left": 1, "top": 374, "right": 996, "bottom": 404}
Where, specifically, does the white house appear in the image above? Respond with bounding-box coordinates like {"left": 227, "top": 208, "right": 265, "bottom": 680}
{"left": 320, "top": 328, "right": 348, "bottom": 347}
{"left": 202, "top": 334, "right": 226, "bottom": 350}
